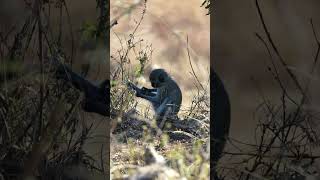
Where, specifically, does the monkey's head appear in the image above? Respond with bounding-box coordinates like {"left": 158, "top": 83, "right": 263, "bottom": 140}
{"left": 149, "top": 69, "right": 169, "bottom": 88}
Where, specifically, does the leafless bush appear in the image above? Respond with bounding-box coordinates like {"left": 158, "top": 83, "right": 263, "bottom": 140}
{"left": 216, "top": 1, "right": 320, "bottom": 179}
{"left": 110, "top": 1, "right": 210, "bottom": 180}
{"left": 0, "top": 0, "right": 109, "bottom": 179}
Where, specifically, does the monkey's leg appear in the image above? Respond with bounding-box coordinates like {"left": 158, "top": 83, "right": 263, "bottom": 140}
{"left": 155, "top": 98, "right": 172, "bottom": 116}
{"left": 155, "top": 98, "right": 178, "bottom": 128}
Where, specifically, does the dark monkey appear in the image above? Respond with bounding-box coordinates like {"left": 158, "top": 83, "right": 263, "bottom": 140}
{"left": 127, "top": 69, "right": 182, "bottom": 124}
{"left": 212, "top": 69, "right": 231, "bottom": 180}
{"left": 54, "top": 61, "right": 110, "bottom": 116}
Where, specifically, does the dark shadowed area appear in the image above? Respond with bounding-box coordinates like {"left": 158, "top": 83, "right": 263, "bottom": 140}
{"left": 213, "top": 0, "right": 320, "bottom": 173}
{"left": 1, "top": 0, "right": 109, "bottom": 178}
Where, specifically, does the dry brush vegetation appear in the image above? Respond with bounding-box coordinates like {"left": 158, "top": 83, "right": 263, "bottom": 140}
{"left": 2, "top": 0, "right": 319, "bottom": 180}
{"left": 0, "top": 0, "right": 109, "bottom": 179}
{"left": 214, "top": 1, "right": 320, "bottom": 179}
{"left": 109, "top": 1, "right": 210, "bottom": 179}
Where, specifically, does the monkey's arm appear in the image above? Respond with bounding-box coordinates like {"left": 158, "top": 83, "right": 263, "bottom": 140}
{"left": 127, "top": 81, "right": 162, "bottom": 110}
{"left": 127, "top": 82, "right": 158, "bottom": 98}
{"left": 141, "top": 87, "right": 157, "bottom": 94}
{"left": 55, "top": 63, "right": 109, "bottom": 116}
{"left": 136, "top": 90, "right": 160, "bottom": 104}
{"left": 56, "top": 64, "right": 98, "bottom": 96}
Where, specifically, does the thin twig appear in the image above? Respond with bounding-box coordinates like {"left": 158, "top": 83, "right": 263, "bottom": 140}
{"left": 186, "top": 36, "right": 205, "bottom": 91}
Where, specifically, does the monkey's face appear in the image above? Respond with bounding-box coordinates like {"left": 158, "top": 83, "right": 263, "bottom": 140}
{"left": 149, "top": 69, "right": 168, "bottom": 88}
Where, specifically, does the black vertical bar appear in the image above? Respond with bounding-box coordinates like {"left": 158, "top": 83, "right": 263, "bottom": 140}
{"left": 210, "top": 2, "right": 232, "bottom": 179}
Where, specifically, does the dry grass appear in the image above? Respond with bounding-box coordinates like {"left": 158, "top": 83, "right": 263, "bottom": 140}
{"left": 110, "top": 1, "right": 210, "bottom": 179}
{"left": 0, "top": 0, "right": 109, "bottom": 179}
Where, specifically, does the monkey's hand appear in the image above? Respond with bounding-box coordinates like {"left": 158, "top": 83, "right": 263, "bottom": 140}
{"left": 127, "top": 81, "right": 143, "bottom": 97}
{"left": 127, "top": 81, "right": 156, "bottom": 98}
{"left": 127, "top": 81, "right": 139, "bottom": 91}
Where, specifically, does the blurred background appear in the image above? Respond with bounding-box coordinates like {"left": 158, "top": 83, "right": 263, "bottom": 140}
{"left": 0, "top": 0, "right": 109, "bottom": 172}
{"left": 213, "top": 0, "right": 320, "bottom": 155}
{"left": 1, "top": 1, "right": 209, "bottom": 178}
{"left": 1, "top": 0, "right": 210, "bottom": 128}
{"left": 110, "top": 0, "right": 210, "bottom": 110}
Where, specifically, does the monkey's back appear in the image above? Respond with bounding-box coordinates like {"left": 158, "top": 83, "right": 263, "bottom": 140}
{"left": 159, "top": 79, "right": 182, "bottom": 115}
{"left": 212, "top": 69, "right": 231, "bottom": 179}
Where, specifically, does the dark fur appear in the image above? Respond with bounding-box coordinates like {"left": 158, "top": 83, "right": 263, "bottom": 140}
{"left": 55, "top": 63, "right": 110, "bottom": 116}
{"left": 211, "top": 69, "right": 231, "bottom": 180}
{"left": 127, "top": 69, "right": 182, "bottom": 124}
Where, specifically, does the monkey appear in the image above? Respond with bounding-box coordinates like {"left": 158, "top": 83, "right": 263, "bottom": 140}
{"left": 54, "top": 61, "right": 110, "bottom": 116}
{"left": 127, "top": 69, "right": 182, "bottom": 126}
{"left": 211, "top": 68, "right": 231, "bottom": 180}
